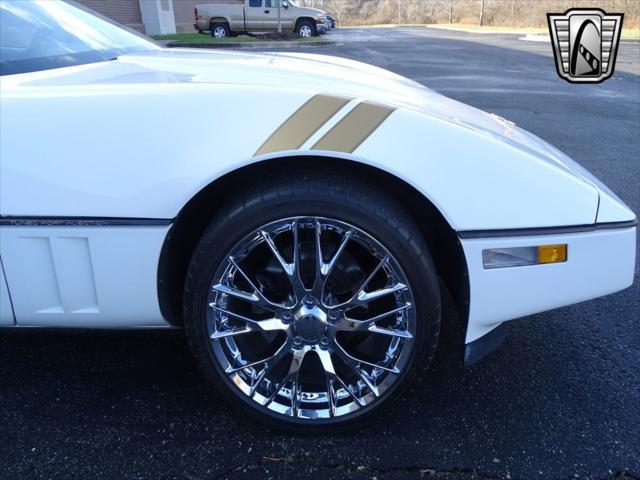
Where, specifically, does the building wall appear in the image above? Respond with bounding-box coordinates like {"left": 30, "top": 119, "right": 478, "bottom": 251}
{"left": 77, "top": 0, "right": 145, "bottom": 32}
{"left": 140, "top": 0, "right": 177, "bottom": 34}
{"left": 173, "top": 0, "right": 198, "bottom": 32}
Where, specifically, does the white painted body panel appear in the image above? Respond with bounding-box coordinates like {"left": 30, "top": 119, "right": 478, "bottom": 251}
{"left": 462, "top": 227, "right": 637, "bottom": 343}
{"left": 0, "top": 48, "right": 636, "bottom": 341}
{"left": 2, "top": 49, "right": 634, "bottom": 228}
{"left": 0, "top": 226, "right": 170, "bottom": 328}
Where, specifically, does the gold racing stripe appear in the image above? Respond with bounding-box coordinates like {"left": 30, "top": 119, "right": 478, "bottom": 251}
{"left": 311, "top": 102, "right": 395, "bottom": 153}
{"left": 255, "top": 94, "right": 351, "bottom": 156}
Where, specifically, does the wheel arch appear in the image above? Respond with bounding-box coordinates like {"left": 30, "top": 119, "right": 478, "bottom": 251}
{"left": 295, "top": 17, "right": 316, "bottom": 32}
{"left": 209, "top": 17, "right": 230, "bottom": 27}
{"left": 157, "top": 155, "right": 469, "bottom": 335}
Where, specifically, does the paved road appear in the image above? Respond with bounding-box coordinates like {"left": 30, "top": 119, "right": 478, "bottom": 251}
{"left": 1, "top": 28, "right": 639, "bottom": 480}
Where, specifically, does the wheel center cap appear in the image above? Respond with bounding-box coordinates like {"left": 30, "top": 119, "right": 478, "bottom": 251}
{"left": 293, "top": 305, "right": 327, "bottom": 343}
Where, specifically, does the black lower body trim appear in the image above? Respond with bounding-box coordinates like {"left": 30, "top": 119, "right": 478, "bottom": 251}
{"left": 464, "top": 322, "right": 509, "bottom": 367}
{"left": 457, "top": 219, "right": 637, "bottom": 239}
{"left": 0, "top": 216, "right": 172, "bottom": 227}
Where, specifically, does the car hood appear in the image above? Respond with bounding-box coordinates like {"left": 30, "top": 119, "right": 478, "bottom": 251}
{"left": 13, "top": 48, "right": 610, "bottom": 193}
{"left": 122, "top": 49, "right": 612, "bottom": 187}
{"left": 10, "top": 48, "right": 561, "bottom": 143}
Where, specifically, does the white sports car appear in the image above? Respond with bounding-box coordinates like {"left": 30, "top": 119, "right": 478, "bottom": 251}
{"left": 0, "top": 1, "right": 636, "bottom": 431}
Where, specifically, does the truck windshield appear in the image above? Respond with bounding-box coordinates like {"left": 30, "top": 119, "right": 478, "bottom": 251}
{"left": 0, "top": 0, "right": 158, "bottom": 76}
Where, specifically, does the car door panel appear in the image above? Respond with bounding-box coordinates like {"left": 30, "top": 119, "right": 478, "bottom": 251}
{"left": 246, "top": 0, "right": 265, "bottom": 30}
{"left": 262, "top": 0, "right": 276, "bottom": 30}
{"left": 262, "top": 0, "right": 294, "bottom": 31}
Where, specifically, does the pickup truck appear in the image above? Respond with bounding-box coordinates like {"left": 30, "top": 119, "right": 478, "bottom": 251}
{"left": 195, "top": 0, "right": 327, "bottom": 38}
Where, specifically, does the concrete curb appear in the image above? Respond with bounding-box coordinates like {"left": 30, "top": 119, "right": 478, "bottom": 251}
{"left": 165, "top": 40, "right": 340, "bottom": 49}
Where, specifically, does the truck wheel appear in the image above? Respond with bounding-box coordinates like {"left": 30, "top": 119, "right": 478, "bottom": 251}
{"left": 296, "top": 19, "right": 316, "bottom": 38}
{"left": 211, "top": 22, "right": 230, "bottom": 38}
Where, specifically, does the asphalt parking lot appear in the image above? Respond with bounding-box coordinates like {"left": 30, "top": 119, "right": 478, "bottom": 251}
{"left": 1, "top": 27, "right": 638, "bottom": 480}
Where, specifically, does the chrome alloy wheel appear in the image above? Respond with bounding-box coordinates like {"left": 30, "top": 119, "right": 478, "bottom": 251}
{"left": 207, "top": 217, "right": 416, "bottom": 420}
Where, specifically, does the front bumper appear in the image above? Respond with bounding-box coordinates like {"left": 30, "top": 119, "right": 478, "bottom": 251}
{"left": 460, "top": 223, "right": 636, "bottom": 359}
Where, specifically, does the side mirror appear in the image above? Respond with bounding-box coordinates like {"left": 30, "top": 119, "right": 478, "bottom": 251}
{"left": 282, "top": 0, "right": 289, "bottom": 8}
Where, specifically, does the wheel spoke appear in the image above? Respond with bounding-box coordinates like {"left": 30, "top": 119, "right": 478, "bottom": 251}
{"left": 287, "top": 347, "right": 306, "bottom": 417}
{"left": 324, "top": 228, "right": 352, "bottom": 278}
{"left": 209, "top": 304, "right": 288, "bottom": 335}
{"left": 290, "top": 219, "right": 306, "bottom": 296}
{"left": 360, "top": 303, "right": 411, "bottom": 325}
{"left": 367, "top": 325, "right": 413, "bottom": 338}
{"left": 249, "top": 367, "right": 268, "bottom": 398}
{"left": 338, "top": 303, "right": 412, "bottom": 338}
{"left": 356, "top": 366, "right": 380, "bottom": 397}
{"left": 316, "top": 349, "right": 339, "bottom": 415}
{"left": 225, "top": 338, "right": 290, "bottom": 373}
{"left": 261, "top": 221, "right": 306, "bottom": 299}
{"left": 312, "top": 220, "right": 324, "bottom": 295}
{"left": 212, "top": 283, "right": 258, "bottom": 303}
{"left": 312, "top": 221, "right": 352, "bottom": 297}
{"left": 316, "top": 348, "right": 365, "bottom": 407}
{"left": 213, "top": 256, "right": 290, "bottom": 310}
{"left": 261, "top": 229, "right": 293, "bottom": 276}
{"left": 291, "top": 376, "right": 301, "bottom": 417}
{"left": 355, "top": 254, "right": 388, "bottom": 296}
{"left": 334, "top": 255, "right": 394, "bottom": 308}
{"left": 316, "top": 347, "right": 336, "bottom": 375}
{"left": 262, "top": 346, "right": 307, "bottom": 413}
{"left": 291, "top": 220, "right": 300, "bottom": 274}
{"left": 325, "top": 376, "right": 337, "bottom": 416}
{"left": 227, "top": 257, "right": 284, "bottom": 309}
{"left": 335, "top": 341, "right": 400, "bottom": 374}
{"left": 356, "top": 282, "right": 407, "bottom": 305}
{"left": 210, "top": 325, "right": 253, "bottom": 339}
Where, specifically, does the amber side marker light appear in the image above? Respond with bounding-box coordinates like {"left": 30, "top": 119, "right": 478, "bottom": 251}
{"left": 537, "top": 244, "right": 568, "bottom": 264}
{"left": 482, "top": 244, "right": 568, "bottom": 269}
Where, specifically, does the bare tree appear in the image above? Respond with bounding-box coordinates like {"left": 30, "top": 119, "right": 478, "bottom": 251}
{"left": 297, "top": 0, "right": 638, "bottom": 29}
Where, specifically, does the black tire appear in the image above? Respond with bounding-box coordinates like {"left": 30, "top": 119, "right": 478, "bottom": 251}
{"left": 184, "top": 171, "right": 441, "bottom": 432}
{"left": 296, "top": 19, "right": 316, "bottom": 37}
{"left": 210, "top": 22, "right": 230, "bottom": 38}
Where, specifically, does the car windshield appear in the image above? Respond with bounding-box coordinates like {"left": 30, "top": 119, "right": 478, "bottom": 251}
{"left": 0, "top": 0, "right": 158, "bottom": 76}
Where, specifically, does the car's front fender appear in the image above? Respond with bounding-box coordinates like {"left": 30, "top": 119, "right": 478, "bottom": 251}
{"left": 0, "top": 82, "right": 607, "bottom": 231}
